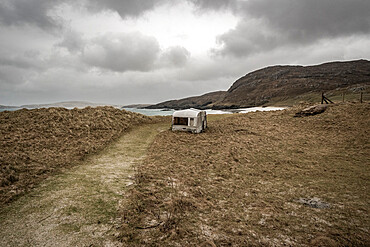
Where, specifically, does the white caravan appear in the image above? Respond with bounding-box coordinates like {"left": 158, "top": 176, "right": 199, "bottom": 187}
{"left": 171, "top": 109, "right": 207, "bottom": 134}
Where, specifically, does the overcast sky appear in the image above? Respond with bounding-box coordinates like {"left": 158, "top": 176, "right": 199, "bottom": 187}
{"left": 1, "top": 0, "right": 369, "bottom": 106}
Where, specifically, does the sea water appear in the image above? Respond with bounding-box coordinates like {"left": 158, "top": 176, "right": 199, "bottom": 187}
{"left": 123, "top": 108, "right": 175, "bottom": 116}
{"left": 1, "top": 106, "right": 285, "bottom": 115}
{"left": 123, "top": 107, "right": 285, "bottom": 116}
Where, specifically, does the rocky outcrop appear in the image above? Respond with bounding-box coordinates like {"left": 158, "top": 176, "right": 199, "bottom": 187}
{"left": 294, "top": 104, "right": 329, "bottom": 117}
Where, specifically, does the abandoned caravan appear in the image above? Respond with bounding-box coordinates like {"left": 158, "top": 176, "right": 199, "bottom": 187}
{"left": 172, "top": 108, "right": 207, "bottom": 133}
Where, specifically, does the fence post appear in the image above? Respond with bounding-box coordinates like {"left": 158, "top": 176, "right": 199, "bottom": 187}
{"left": 321, "top": 92, "right": 324, "bottom": 104}
{"left": 360, "top": 92, "right": 363, "bottom": 103}
{"left": 321, "top": 92, "right": 333, "bottom": 104}
{"left": 342, "top": 93, "right": 345, "bottom": 103}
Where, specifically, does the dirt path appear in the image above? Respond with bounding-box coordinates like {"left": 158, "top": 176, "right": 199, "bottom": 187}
{"left": 0, "top": 123, "right": 167, "bottom": 247}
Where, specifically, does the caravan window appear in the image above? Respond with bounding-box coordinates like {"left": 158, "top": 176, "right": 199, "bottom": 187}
{"left": 189, "top": 118, "right": 194, "bottom": 126}
{"left": 173, "top": 117, "right": 188, "bottom": 125}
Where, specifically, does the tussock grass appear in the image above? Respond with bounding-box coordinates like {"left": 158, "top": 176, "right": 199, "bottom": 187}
{"left": 0, "top": 107, "right": 155, "bottom": 205}
{"left": 120, "top": 103, "right": 369, "bottom": 246}
{"left": 0, "top": 122, "right": 168, "bottom": 246}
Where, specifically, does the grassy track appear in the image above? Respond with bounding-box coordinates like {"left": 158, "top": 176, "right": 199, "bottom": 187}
{"left": 0, "top": 122, "right": 168, "bottom": 246}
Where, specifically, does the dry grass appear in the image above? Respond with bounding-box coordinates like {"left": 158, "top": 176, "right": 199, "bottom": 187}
{"left": 120, "top": 103, "right": 369, "bottom": 246}
{"left": 266, "top": 90, "right": 369, "bottom": 107}
{"left": 0, "top": 106, "right": 154, "bottom": 205}
{"left": 0, "top": 122, "right": 169, "bottom": 246}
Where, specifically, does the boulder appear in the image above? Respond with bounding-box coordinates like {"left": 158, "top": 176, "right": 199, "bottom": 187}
{"left": 294, "top": 104, "right": 328, "bottom": 117}
{"left": 297, "top": 197, "right": 330, "bottom": 209}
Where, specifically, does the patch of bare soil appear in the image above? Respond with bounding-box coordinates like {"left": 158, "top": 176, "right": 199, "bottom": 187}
{"left": 0, "top": 123, "right": 168, "bottom": 246}
{"left": 0, "top": 106, "right": 153, "bottom": 205}
{"left": 121, "top": 103, "right": 369, "bottom": 246}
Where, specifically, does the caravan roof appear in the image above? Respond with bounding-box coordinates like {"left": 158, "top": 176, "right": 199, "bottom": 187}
{"left": 173, "top": 108, "right": 202, "bottom": 118}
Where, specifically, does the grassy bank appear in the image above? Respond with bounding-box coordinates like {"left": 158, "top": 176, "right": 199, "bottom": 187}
{"left": 120, "top": 103, "right": 369, "bottom": 246}
{"left": 0, "top": 106, "right": 154, "bottom": 205}
{"left": 266, "top": 89, "right": 369, "bottom": 107}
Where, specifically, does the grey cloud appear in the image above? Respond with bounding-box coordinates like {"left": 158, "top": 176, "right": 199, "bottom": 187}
{"left": 0, "top": 66, "right": 220, "bottom": 105}
{"left": 0, "top": 67, "right": 27, "bottom": 86}
{"left": 2, "top": 36, "right": 369, "bottom": 106}
{"left": 159, "top": 46, "right": 190, "bottom": 67}
{"left": 241, "top": 0, "right": 370, "bottom": 38}
{"left": 189, "top": 0, "right": 236, "bottom": 11}
{"left": 57, "top": 30, "right": 85, "bottom": 53}
{"left": 0, "top": 0, "right": 237, "bottom": 31}
{"left": 0, "top": 0, "right": 63, "bottom": 29}
{"left": 217, "top": 0, "right": 370, "bottom": 57}
{"left": 215, "top": 19, "right": 281, "bottom": 57}
{"left": 0, "top": 49, "right": 46, "bottom": 71}
{"left": 82, "top": 33, "right": 160, "bottom": 72}
{"left": 0, "top": 55, "right": 40, "bottom": 70}
{"left": 87, "top": 0, "right": 237, "bottom": 19}
{"left": 86, "top": 0, "right": 166, "bottom": 18}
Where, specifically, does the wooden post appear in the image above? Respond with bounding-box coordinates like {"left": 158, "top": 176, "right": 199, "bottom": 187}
{"left": 321, "top": 92, "right": 334, "bottom": 104}
{"left": 360, "top": 92, "right": 363, "bottom": 103}
{"left": 321, "top": 92, "right": 324, "bottom": 104}
{"left": 342, "top": 93, "right": 345, "bottom": 103}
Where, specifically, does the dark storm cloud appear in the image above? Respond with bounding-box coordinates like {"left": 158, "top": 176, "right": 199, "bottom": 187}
{"left": 0, "top": 0, "right": 165, "bottom": 29}
{"left": 82, "top": 33, "right": 160, "bottom": 72}
{"left": 0, "top": 0, "right": 237, "bottom": 30}
{"left": 0, "top": 0, "right": 63, "bottom": 29}
{"left": 242, "top": 0, "right": 370, "bottom": 38}
{"left": 217, "top": 0, "right": 370, "bottom": 57}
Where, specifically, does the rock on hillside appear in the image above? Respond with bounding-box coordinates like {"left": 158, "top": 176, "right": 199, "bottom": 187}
{"left": 147, "top": 59, "right": 370, "bottom": 109}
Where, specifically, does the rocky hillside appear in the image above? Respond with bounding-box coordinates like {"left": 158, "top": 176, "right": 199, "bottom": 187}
{"left": 146, "top": 91, "right": 226, "bottom": 110}
{"left": 148, "top": 59, "right": 370, "bottom": 109}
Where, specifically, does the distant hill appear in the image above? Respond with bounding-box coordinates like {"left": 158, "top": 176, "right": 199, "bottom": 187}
{"left": 147, "top": 59, "right": 370, "bottom": 109}
{"left": 0, "top": 105, "right": 18, "bottom": 109}
{"left": 122, "top": 104, "right": 152, "bottom": 109}
{"left": 146, "top": 91, "right": 226, "bottom": 110}
{"left": 0, "top": 101, "right": 120, "bottom": 110}
{"left": 20, "top": 101, "right": 119, "bottom": 109}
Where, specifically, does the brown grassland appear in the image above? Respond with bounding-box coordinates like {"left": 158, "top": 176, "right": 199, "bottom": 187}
{"left": 0, "top": 107, "right": 153, "bottom": 205}
{"left": 120, "top": 103, "right": 369, "bottom": 246}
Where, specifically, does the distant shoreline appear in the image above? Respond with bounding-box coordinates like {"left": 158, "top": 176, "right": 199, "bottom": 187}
{"left": 1, "top": 106, "right": 286, "bottom": 116}
{"left": 123, "top": 106, "right": 286, "bottom": 116}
